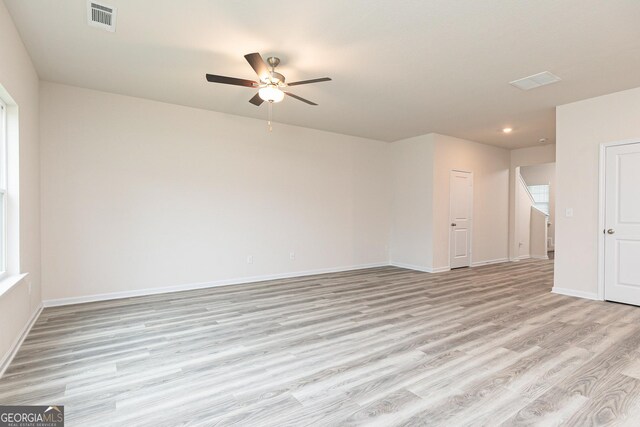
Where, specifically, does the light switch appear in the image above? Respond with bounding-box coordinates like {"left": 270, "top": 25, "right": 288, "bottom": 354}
{"left": 565, "top": 208, "right": 573, "bottom": 217}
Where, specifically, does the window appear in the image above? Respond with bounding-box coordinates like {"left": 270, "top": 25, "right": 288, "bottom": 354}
{"left": 0, "top": 99, "right": 6, "bottom": 277}
{"left": 528, "top": 184, "right": 550, "bottom": 215}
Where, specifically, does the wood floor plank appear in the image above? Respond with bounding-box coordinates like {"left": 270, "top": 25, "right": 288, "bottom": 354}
{"left": 562, "top": 373, "right": 640, "bottom": 426}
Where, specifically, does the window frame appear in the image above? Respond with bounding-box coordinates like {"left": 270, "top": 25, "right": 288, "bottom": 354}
{"left": 0, "top": 98, "right": 7, "bottom": 279}
{"left": 527, "top": 184, "right": 550, "bottom": 216}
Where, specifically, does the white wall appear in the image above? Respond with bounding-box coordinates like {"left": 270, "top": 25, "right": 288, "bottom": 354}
{"left": 40, "top": 82, "right": 391, "bottom": 301}
{"left": 509, "top": 145, "right": 555, "bottom": 259}
{"left": 555, "top": 86, "right": 640, "bottom": 297}
{"left": 390, "top": 133, "right": 510, "bottom": 271}
{"left": 520, "top": 162, "right": 555, "bottom": 249}
{"left": 389, "top": 134, "right": 435, "bottom": 271}
{"left": 530, "top": 207, "right": 548, "bottom": 259}
{"left": 0, "top": 1, "right": 41, "bottom": 368}
{"left": 432, "top": 134, "right": 510, "bottom": 269}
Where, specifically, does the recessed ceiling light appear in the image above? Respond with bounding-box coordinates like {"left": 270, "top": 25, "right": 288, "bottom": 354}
{"left": 503, "top": 128, "right": 513, "bottom": 134}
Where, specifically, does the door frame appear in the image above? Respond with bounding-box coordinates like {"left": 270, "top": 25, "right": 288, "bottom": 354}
{"left": 598, "top": 139, "right": 640, "bottom": 301}
{"left": 449, "top": 169, "right": 474, "bottom": 268}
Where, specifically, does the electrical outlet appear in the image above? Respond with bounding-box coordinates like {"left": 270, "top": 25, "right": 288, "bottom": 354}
{"left": 290, "top": 252, "right": 295, "bottom": 260}
{"left": 247, "top": 255, "right": 253, "bottom": 264}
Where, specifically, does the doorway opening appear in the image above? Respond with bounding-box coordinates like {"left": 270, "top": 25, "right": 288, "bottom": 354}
{"left": 518, "top": 163, "right": 555, "bottom": 260}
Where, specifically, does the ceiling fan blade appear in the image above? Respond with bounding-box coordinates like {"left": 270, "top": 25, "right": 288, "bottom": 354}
{"left": 287, "top": 77, "right": 332, "bottom": 87}
{"left": 205, "top": 74, "right": 257, "bottom": 87}
{"left": 244, "top": 52, "right": 270, "bottom": 81}
{"left": 285, "top": 92, "right": 318, "bottom": 106}
{"left": 249, "top": 93, "right": 264, "bottom": 106}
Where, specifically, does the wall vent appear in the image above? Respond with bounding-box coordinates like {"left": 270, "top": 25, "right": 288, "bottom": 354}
{"left": 87, "top": 1, "right": 117, "bottom": 32}
{"left": 510, "top": 71, "right": 561, "bottom": 91}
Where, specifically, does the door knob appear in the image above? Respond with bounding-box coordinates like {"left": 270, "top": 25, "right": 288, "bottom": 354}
{"left": 607, "top": 229, "right": 615, "bottom": 234}
{"left": 451, "top": 223, "right": 457, "bottom": 227}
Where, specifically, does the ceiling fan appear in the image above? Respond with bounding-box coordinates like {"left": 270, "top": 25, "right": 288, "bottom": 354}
{"left": 205, "top": 52, "right": 331, "bottom": 107}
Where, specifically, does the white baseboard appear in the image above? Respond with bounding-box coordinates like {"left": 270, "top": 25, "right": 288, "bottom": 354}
{"left": 388, "top": 262, "right": 431, "bottom": 273}
{"left": 393, "top": 259, "right": 516, "bottom": 272}
{"left": 0, "top": 303, "right": 43, "bottom": 378}
{"left": 43, "top": 262, "right": 389, "bottom": 307}
{"left": 471, "top": 258, "right": 510, "bottom": 267}
{"left": 389, "top": 262, "right": 450, "bottom": 273}
{"left": 552, "top": 287, "right": 600, "bottom": 301}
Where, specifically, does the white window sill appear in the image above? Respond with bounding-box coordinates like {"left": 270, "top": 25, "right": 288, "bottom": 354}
{"left": 0, "top": 273, "right": 28, "bottom": 298}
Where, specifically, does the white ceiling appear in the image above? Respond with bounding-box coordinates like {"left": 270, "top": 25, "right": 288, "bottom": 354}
{"left": 5, "top": 0, "right": 640, "bottom": 148}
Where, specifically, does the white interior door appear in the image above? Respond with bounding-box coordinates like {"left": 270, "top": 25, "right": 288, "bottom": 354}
{"left": 604, "top": 143, "right": 640, "bottom": 306}
{"left": 450, "top": 170, "right": 473, "bottom": 269}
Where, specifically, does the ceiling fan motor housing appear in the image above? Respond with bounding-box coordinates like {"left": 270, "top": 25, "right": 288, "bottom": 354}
{"left": 269, "top": 71, "right": 285, "bottom": 85}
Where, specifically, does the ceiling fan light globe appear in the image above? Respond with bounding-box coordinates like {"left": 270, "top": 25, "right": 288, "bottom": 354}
{"left": 258, "top": 85, "right": 285, "bottom": 103}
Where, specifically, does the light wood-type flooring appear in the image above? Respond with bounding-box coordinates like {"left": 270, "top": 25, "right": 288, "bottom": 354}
{"left": 2, "top": 259, "right": 640, "bottom": 426}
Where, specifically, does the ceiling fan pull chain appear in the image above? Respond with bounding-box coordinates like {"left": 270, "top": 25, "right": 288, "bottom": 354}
{"left": 268, "top": 101, "right": 273, "bottom": 132}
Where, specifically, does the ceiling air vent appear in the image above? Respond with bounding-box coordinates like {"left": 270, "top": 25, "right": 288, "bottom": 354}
{"left": 510, "top": 71, "right": 561, "bottom": 91}
{"left": 87, "top": 1, "right": 117, "bottom": 32}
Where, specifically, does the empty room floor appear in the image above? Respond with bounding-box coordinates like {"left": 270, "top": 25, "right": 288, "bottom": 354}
{"left": 2, "top": 259, "right": 640, "bottom": 426}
